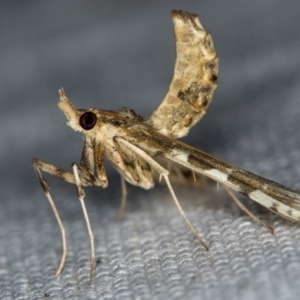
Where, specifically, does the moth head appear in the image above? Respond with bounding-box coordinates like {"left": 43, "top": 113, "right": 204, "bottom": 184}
{"left": 58, "top": 88, "right": 97, "bottom": 132}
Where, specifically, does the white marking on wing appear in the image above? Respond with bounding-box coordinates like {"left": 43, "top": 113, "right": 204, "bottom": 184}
{"left": 202, "top": 168, "right": 241, "bottom": 191}
{"left": 171, "top": 149, "right": 189, "bottom": 162}
{"left": 249, "top": 190, "right": 300, "bottom": 220}
{"left": 249, "top": 190, "right": 274, "bottom": 205}
{"left": 204, "top": 169, "right": 228, "bottom": 182}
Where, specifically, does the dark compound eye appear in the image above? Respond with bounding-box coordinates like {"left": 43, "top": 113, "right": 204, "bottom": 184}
{"left": 79, "top": 112, "right": 97, "bottom": 130}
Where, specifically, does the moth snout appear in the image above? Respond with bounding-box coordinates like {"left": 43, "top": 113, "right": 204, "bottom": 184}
{"left": 58, "top": 88, "right": 82, "bottom": 131}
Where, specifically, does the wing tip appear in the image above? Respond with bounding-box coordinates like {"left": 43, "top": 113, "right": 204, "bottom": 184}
{"left": 171, "top": 10, "right": 198, "bottom": 21}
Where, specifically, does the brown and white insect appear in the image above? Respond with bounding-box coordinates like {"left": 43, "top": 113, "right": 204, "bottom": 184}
{"left": 33, "top": 10, "right": 300, "bottom": 284}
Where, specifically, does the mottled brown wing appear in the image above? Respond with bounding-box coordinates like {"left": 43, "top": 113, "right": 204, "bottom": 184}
{"left": 145, "top": 10, "right": 218, "bottom": 138}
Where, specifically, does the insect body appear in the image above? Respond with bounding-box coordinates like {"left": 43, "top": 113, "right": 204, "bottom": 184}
{"left": 33, "top": 10, "right": 300, "bottom": 285}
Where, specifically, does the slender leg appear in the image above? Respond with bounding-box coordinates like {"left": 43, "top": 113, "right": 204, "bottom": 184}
{"left": 115, "top": 176, "right": 127, "bottom": 221}
{"left": 72, "top": 164, "right": 95, "bottom": 285}
{"left": 223, "top": 184, "right": 274, "bottom": 234}
{"left": 32, "top": 159, "right": 72, "bottom": 277}
{"left": 162, "top": 173, "right": 209, "bottom": 250}
{"left": 32, "top": 158, "right": 105, "bottom": 283}
{"left": 115, "top": 137, "right": 209, "bottom": 250}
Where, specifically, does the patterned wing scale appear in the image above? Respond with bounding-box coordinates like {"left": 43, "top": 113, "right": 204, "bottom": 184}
{"left": 145, "top": 10, "right": 219, "bottom": 138}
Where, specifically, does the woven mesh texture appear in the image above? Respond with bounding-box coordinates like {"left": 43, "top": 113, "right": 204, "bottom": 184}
{"left": 1, "top": 1, "right": 300, "bottom": 299}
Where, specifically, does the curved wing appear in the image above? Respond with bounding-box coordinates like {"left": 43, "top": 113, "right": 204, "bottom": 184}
{"left": 145, "top": 10, "right": 219, "bottom": 138}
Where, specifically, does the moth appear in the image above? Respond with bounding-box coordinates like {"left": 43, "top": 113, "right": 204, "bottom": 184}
{"left": 33, "top": 10, "right": 300, "bottom": 284}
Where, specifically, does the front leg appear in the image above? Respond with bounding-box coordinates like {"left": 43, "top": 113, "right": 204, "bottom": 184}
{"left": 72, "top": 163, "right": 96, "bottom": 285}
{"left": 32, "top": 148, "right": 107, "bottom": 282}
{"left": 32, "top": 158, "right": 70, "bottom": 278}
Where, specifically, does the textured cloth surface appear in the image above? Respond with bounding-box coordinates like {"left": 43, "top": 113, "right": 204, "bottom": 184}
{"left": 1, "top": 1, "right": 300, "bottom": 299}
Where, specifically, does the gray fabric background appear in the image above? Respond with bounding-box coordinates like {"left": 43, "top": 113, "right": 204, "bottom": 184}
{"left": 1, "top": 1, "right": 300, "bottom": 299}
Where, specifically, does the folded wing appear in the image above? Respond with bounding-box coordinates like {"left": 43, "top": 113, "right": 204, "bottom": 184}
{"left": 145, "top": 10, "right": 219, "bottom": 138}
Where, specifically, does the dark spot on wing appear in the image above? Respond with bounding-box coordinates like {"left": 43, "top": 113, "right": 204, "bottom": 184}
{"left": 270, "top": 203, "right": 279, "bottom": 213}
{"left": 123, "top": 159, "right": 136, "bottom": 170}
{"left": 202, "top": 100, "right": 208, "bottom": 107}
{"left": 206, "top": 60, "right": 217, "bottom": 72}
{"left": 177, "top": 82, "right": 201, "bottom": 104}
{"left": 210, "top": 74, "right": 218, "bottom": 83}
{"left": 200, "top": 86, "right": 212, "bottom": 94}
